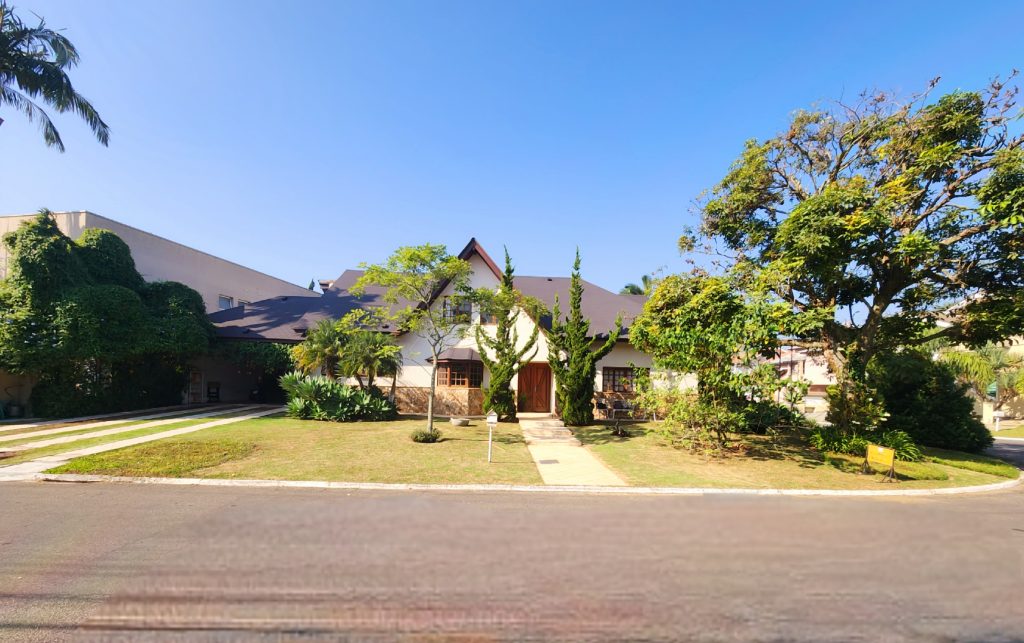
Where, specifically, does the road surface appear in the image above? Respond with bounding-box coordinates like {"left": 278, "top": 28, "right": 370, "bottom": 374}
{"left": 1, "top": 444, "right": 1022, "bottom": 642}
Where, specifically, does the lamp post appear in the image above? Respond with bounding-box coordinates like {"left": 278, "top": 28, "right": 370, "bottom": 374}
{"left": 486, "top": 410, "right": 498, "bottom": 463}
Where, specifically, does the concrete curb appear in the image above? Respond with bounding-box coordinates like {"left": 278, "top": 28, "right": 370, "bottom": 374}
{"left": 27, "top": 470, "right": 1023, "bottom": 497}
{"left": 994, "top": 436, "right": 1024, "bottom": 443}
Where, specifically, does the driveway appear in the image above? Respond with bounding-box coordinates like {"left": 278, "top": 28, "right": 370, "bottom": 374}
{"left": 987, "top": 438, "right": 1024, "bottom": 469}
{"left": 1, "top": 482, "right": 1023, "bottom": 641}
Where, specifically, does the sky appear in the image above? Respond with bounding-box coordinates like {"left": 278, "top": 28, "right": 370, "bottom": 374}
{"left": 2, "top": 0, "right": 1022, "bottom": 293}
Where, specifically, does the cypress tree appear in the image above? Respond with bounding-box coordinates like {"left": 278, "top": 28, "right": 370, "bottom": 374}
{"left": 475, "top": 248, "right": 539, "bottom": 421}
{"left": 547, "top": 250, "right": 621, "bottom": 426}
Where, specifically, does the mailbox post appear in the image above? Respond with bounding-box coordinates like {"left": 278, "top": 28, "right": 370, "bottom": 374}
{"left": 486, "top": 410, "right": 498, "bottom": 463}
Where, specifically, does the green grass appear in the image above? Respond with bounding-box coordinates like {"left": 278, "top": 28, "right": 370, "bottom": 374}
{"left": 49, "top": 417, "right": 543, "bottom": 485}
{"left": 0, "top": 419, "right": 157, "bottom": 447}
{"left": 49, "top": 440, "right": 257, "bottom": 477}
{"left": 993, "top": 425, "right": 1024, "bottom": 438}
{"left": 574, "top": 423, "right": 1016, "bottom": 490}
{"left": 923, "top": 447, "right": 1019, "bottom": 479}
{"left": 0, "top": 419, "right": 217, "bottom": 466}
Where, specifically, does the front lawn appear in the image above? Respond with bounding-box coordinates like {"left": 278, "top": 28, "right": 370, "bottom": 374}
{"left": 993, "top": 425, "right": 1024, "bottom": 438}
{"left": 575, "top": 423, "right": 1018, "bottom": 490}
{"left": 49, "top": 417, "right": 542, "bottom": 485}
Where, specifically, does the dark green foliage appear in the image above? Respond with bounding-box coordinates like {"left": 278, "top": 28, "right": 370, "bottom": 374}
{"left": 475, "top": 248, "right": 539, "bottom": 421}
{"left": 279, "top": 371, "right": 397, "bottom": 422}
{"left": 217, "top": 340, "right": 294, "bottom": 403}
{"left": 76, "top": 229, "right": 145, "bottom": 291}
{"left": 0, "top": 211, "right": 212, "bottom": 416}
{"left": 143, "top": 282, "right": 214, "bottom": 355}
{"left": 810, "top": 426, "right": 922, "bottom": 462}
{"left": 217, "top": 340, "right": 294, "bottom": 375}
{"left": 868, "top": 351, "right": 993, "bottom": 453}
{"left": 546, "top": 251, "right": 620, "bottom": 426}
{"left": 410, "top": 428, "right": 442, "bottom": 443}
{"left": 2, "top": 210, "right": 89, "bottom": 306}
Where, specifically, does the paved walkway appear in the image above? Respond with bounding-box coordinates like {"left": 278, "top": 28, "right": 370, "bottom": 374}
{"left": 0, "top": 406, "right": 220, "bottom": 443}
{"left": 0, "top": 405, "right": 255, "bottom": 453}
{"left": 0, "top": 406, "right": 283, "bottom": 480}
{"left": 518, "top": 414, "right": 625, "bottom": 486}
{"left": 0, "top": 404, "right": 193, "bottom": 434}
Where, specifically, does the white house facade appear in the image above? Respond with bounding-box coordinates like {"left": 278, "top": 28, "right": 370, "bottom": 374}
{"left": 208, "top": 239, "right": 653, "bottom": 416}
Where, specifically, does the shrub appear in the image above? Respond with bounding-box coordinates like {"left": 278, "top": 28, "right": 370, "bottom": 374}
{"left": 278, "top": 371, "right": 397, "bottom": 422}
{"left": 410, "top": 428, "right": 442, "bottom": 443}
{"left": 809, "top": 426, "right": 922, "bottom": 461}
{"left": 868, "top": 352, "right": 993, "bottom": 453}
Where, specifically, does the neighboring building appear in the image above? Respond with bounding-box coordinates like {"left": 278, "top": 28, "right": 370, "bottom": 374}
{"left": 207, "top": 239, "right": 652, "bottom": 415}
{"left": 768, "top": 346, "right": 836, "bottom": 422}
{"left": 0, "top": 211, "right": 311, "bottom": 312}
{"left": 0, "top": 210, "right": 312, "bottom": 413}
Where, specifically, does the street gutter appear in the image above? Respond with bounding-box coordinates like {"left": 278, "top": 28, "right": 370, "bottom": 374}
{"left": 24, "top": 470, "right": 1023, "bottom": 497}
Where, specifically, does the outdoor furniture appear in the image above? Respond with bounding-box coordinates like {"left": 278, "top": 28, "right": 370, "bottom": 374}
{"left": 207, "top": 382, "right": 221, "bottom": 403}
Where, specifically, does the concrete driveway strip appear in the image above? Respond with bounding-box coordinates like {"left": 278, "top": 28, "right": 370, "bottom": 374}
{"left": 0, "top": 405, "right": 193, "bottom": 434}
{"left": 1, "top": 482, "right": 1023, "bottom": 641}
{"left": 0, "top": 406, "right": 283, "bottom": 479}
{"left": 0, "top": 405, "right": 258, "bottom": 454}
{"left": 0, "top": 406, "right": 222, "bottom": 442}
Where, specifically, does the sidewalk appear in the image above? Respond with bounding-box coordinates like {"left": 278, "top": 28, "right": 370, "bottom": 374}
{"left": 519, "top": 416, "right": 626, "bottom": 486}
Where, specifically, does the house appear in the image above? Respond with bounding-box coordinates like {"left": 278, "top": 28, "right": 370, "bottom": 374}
{"left": 0, "top": 211, "right": 312, "bottom": 313}
{"left": 206, "top": 239, "right": 652, "bottom": 415}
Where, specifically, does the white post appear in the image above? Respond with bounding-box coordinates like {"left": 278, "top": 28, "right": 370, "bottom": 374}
{"left": 486, "top": 410, "right": 498, "bottom": 463}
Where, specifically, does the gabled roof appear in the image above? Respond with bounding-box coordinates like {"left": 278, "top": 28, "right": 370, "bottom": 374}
{"left": 210, "top": 239, "right": 645, "bottom": 342}
{"left": 514, "top": 276, "right": 643, "bottom": 338}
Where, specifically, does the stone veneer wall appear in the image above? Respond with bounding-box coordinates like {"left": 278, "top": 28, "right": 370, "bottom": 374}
{"left": 396, "top": 387, "right": 484, "bottom": 416}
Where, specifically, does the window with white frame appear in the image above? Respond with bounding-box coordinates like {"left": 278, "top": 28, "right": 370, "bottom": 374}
{"left": 218, "top": 295, "right": 234, "bottom": 310}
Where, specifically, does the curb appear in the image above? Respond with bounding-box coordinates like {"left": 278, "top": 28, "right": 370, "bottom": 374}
{"left": 27, "top": 471, "right": 1023, "bottom": 497}
{"left": 994, "top": 436, "right": 1024, "bottom": 443}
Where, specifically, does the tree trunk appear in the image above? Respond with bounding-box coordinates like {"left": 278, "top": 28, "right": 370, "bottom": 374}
{"left": 427, "top": 353, "right": 438, "bottom": 432}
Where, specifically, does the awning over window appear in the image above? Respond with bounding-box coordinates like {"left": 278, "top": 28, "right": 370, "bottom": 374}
{"left": 428, "top": 347, "right": 482, "bottom": 363}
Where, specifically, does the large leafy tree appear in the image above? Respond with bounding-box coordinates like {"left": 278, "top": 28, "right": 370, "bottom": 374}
{"left": 547, "top": 251, "right": 620, "bottom": 426}
{"left": 0, "top": 210, "right": 211, "bottom": 415}
{"left": 352, "top": 244, "right": 473, "bottom": 435}
{"left": 0, "top": 1, "right": 109, "bottom": 151}
{"left": 475, "top": 248, "right": 539, "bottom": 421}
{"left": 696, "top": 77, "right": 1024, "bottom": 393}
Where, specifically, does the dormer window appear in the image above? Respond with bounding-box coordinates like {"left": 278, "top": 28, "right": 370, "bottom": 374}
{"left": 442, "top": 296, "right": 472, "bottom": 324}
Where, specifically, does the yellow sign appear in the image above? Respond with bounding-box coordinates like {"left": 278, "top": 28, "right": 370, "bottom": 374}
{"left": 865, "top": 443, "right": 895, "bottom": 470}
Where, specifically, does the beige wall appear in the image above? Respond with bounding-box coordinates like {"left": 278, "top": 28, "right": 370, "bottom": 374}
{"left": 0, "top": 211, "right": 310, "bottom": 312}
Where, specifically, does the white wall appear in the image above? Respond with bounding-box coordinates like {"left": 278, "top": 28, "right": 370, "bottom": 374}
{"left": 0, "top": 211, "right": 310, "bottom": 312}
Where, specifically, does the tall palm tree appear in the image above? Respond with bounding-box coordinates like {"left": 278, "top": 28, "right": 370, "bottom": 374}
{"left": 1, "top": 2, "right": 109, "bottom": 151}
{"left": 619, "top": 274, "right": 656, "bottom": 295}
{"left": 290, "top": 319, "right": 347, "bottom": 376}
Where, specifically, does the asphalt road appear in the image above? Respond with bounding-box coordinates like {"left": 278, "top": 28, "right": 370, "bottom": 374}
{"left": 1, "top": 454, "right": 1023, "bottom": 641}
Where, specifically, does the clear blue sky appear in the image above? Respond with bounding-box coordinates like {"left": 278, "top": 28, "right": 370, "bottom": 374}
{"left": 3, "top": 0, "right": 1021, "bottom": 292}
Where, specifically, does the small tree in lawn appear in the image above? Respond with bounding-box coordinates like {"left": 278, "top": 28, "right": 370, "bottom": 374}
{"left": 351, "top": 245, "right": 472, "bottom": 440}
{"left": 547, "top": 250, "right": 621, "bottom": 426}
{"left": 475, "top": 248, "right": 540, "bottom": 422}
{"left": 335, "top": 310, "right": 402, "bottom": 392}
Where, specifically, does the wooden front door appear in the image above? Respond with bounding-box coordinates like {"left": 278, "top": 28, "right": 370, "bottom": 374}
{"left": 517, "top": 363, "right": 552, "bottom": 413}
